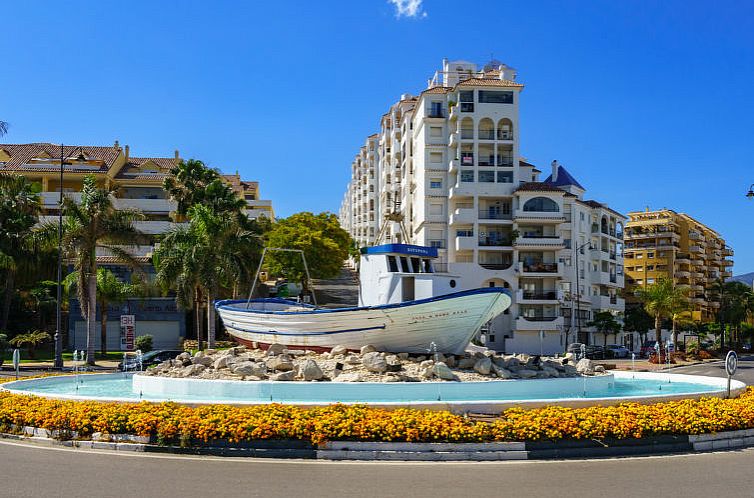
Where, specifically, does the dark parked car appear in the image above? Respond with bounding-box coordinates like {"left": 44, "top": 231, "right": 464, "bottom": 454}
{"left": 566, "top": 343, "right": 606, "bottom": 360}
{"left": 120, "top": 349, "right": 183, "bottom": 371}
{"left": 606, "top": 344, "right": 630, "bottom": 359}
{"left": 639, "top": 341, "right": 659, "bottom": 358}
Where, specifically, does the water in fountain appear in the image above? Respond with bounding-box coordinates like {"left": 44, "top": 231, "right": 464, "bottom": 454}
{"left": 631, "top": 353, "right": 636, "bottom": 380}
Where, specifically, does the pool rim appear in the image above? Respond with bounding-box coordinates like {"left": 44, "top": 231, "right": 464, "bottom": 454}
{"left": 0, "top": 371, "right": 746, "bottom": 412}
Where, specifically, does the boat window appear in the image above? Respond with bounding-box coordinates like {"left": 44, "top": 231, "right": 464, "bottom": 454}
{"left": 399, "top": 257, "right": 410, "bottom": 273}
{"left": 411, "top": 257, "right": 422, "bottom": 273}
{"left": 387, "top": 256, "right": 399, "bottom": 272}
{"left": 423, "top": 259, "right": 433, "bottom": 273}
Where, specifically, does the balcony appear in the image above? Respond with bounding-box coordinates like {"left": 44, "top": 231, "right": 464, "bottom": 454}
{"left": 519, "top": 262, "right": 561, "bottom": 277}
{"left": 478, "top": 209, "right": 512, "bottom": 221}
{"left": 460, "top": 102, "right": 474, "bottom": 113}
{"left": 515, "top": 316, "right": 564, "bottom": 331}
{"left": 723, "top": 246, "right": 734, "bottom": 256}
{"left": 497, "top": 130, "right": 513, "bottom": 141}
{"left": 513, "top": 209, "right": 566, "bottom": 222}
{"left": 113, "top": 197, "right": 176, "bottom": 213}
{"left": 449, "top": 207, "right": 476, "bottom": 225}
{"left": 478, "top": 234, "right": 513, "bottom": 247}
{"left": 517, "top": 289, "right": 561, "bottom": 303}
{"left": 677, "top": 270, "right": 691, "bottom": 277}
{"left": 448, "top": 183, "right": 476, "bottom": 199}
{"left": 497, "top": 157, "right": 514, "bottom": 167}
{"left": 591, "top": 270, "right": 622, "bottom": 287}
{"left": 449, "top": 158, "right": 460, "bottom": 174}
{"left": 134, "top": 220, "right": 183, "bottom": 234}
{"left": 514, "top": 234, "right": 564, "bottom": 249}
{"left": 689, "top": 245, "right": 703, "bottom": 253}
{"left": 427, "top": 239, "right": 446, "bottom": 249}
{"left": 455, "top": 235, "right": 476, "bottom": 251}
{"left": 478, "top": 130, "right": 496, "bottom": 141}
{"left": 478, "top": 262, "right": 513, "bottom": 271}
{"left": 591, "top": 295, "right": 624, "bottom": 310}
{"left": 40, "top": 191, "right": 82, "bottom": 208}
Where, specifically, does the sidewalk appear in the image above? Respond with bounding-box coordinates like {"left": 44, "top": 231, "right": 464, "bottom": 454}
{"left": 606, "top": 358, "right": 720, "bottom": 371}
{"left": 0, "top": 360, "right": 121, "bottom": 372}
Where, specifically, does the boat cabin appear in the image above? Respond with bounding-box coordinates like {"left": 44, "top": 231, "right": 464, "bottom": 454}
{"left": 358, "top": 244, "right": 461, "bottom": 306}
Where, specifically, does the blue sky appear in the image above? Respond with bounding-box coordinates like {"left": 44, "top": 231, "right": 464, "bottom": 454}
{"left": 2, "top": 1, "right": 753, "bottom": 272}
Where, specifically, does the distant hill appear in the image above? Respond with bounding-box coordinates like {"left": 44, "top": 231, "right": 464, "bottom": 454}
{"left": 731, "top": 272, "right": 754, "bottom": 286}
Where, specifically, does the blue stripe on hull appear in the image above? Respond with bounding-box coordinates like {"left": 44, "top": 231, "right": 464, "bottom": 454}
{"left": 225, "top": 324, "right": 387, "bottom": 337}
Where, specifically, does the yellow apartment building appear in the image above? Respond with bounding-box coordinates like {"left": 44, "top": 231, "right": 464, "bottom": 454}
{"left": 624, "top": 209, "right": 733, "bottom": 322}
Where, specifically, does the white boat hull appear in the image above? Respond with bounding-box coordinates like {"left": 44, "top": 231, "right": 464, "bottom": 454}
{"left": 215, "top": 288, "right": 511, "bottom": 354}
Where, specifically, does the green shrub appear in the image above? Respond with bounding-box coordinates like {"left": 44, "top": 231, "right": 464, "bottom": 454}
{"left": 9, "top": 331, "right": 51, "bottom": 359}
{"left": 134, "top": 334, "right": 153, "bottom": 353}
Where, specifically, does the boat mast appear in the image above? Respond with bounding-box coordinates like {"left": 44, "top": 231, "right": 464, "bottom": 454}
{"left": 246, "top": 247, "right": 317, "bottom": 306}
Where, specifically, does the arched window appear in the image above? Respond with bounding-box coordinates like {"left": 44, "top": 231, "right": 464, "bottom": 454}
{"left": 497, "top": 118, "right": 513, "bottom": 140}
{"left": 478, "top": 118, "right": 494, "bottom": 140}
{"left": 523, "top": 197, "right": 559, "bottom": 212}
{"left": 601, "top": 216, "right": 609, "bottom": 234}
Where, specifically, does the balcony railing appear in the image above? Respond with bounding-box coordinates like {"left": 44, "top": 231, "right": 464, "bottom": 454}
{"left": 479, "top": 210, "right": 512, "bottom": 221}
{"left": 427, "top": 110, "right": 445, "bottom": 118}
{"left": 478, "top": 130, "right": 496, "bottom": 140}
{"left": 497, "top": 131, "right": 513, "bottom": 140}
{"left": 460, "top": 103, "right": 474, "bottom": 112}
{"left": 479, "top": 235, "right": 512, "bottom": 246}
{"left": 520, "top": 316, "right": 560, "bottom": 322}
{"left": 479, "top": 263, "right": 512, "bottom": 271}
{"left": 521, "top": 290, "right": 559, "bottom": 300}
{"left": 522, "top": 262, "right": 558, "bottom": 273}
{"left": 497, "top": 157, "right": 513, "bottom": 167}
{"left": 478, "top": 156, "right": 495, "bottom": 166}
{"left": 460, "top": 129, "right": 474, "bottom": 139}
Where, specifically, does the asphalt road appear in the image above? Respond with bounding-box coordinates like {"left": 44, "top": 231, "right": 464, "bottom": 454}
{"left": 668, "top": 354, "right": 754, "bottom": 385}
{"left": 0, "top": 357, "right": 751, "bottom": 497}
{"left": 1, "top": 439, "right": 753, "bottom": 498}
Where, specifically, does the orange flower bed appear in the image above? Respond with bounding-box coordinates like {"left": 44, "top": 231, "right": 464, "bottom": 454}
{"left": 1, "top": 378, "right": 753, "bottom": 445}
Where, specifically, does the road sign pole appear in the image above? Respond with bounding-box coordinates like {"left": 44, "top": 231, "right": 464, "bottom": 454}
{"left": 725, "top": 350, "right": 738, "bottom": 399}
{"left": 12, "top": 349, "right": 20, "bottom": 380}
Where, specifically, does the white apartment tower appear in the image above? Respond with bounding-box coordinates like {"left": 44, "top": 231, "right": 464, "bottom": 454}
{"left": 340, "top": 59, "right": 626, "bottom": 354}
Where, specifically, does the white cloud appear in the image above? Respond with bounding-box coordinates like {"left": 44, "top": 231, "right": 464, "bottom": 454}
{"left": 388, "top": 0, "right": 427, "bottom": 19}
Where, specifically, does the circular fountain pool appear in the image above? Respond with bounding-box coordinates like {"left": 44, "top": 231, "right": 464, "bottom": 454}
{"left": 2, "top": 371, "right": 746, "bottom": 413}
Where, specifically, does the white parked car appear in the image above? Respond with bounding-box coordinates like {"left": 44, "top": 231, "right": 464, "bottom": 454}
{"left": 606, "top": 344, "right": 630, "bottom": 359}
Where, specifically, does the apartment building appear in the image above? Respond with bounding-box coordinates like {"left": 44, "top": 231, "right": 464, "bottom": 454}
{"left": 0, "top": 141, "right": 273, "bottom": 349}
{"left": 624, "top": 209, "right": 734, "bottom": 323}
{"left": 339, "top": 59, "right": 626, "bottom": 354}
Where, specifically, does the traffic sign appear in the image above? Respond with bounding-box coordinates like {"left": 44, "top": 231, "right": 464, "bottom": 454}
{"left": 12, "top": 349, "right": 20, "bottom": 379}
{"left": 725, "top": 350, "right": 738, "bottom": 377}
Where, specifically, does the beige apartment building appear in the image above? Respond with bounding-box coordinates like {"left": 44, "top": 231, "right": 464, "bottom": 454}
{"left": 624, "top": 209, "right": 734, "bottom": 323}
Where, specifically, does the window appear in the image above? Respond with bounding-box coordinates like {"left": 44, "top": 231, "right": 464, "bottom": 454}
{"left": 636, "top": 254, "right": 644, "bottom": 259}
{"left": 523, "top": 197, "right": 559, "bottom": 212}
{"left": 430, "top": 126, "right": 442, "bottom": 137}
{"left": 488, "top": 335, "right": 495, "bottom": 343}
{"left": 429, "top": 102, "right": 443, "bottom": 118}
{"left": 647, "top": 252, "right": 655, "bottom": 258}
{"left": 430, "top": 179, "right": 442, "bottom": 189}
{"left": 497, "top": 171, "right": 513, "bottom": 183}
{"left": 456, "top": 229, "right": 473, "bottom": 237}
{"left": 400, "top": 257, "right": 410, "bottom": 273}
{"left": 459, "top": 91, "right": 473, "bottom": 102}
{"left": 429, "top": 152, "right": 442, "bottom": 163}
{"left": 647, "top": 278, "right": 655, "bottom": 284}
{"left": 635, "top": 266, "right": 644, "bottom": 272}
{"left": 479, "top": 170, "right": 495, "bottom": 182}
{"left": 460, "top": 170, "right": 474, "bottom": 182}
{"left": 410, "top": 257, "right": 422, "bottom": 273}
{"left": 387, "top": 256, "right": 398, "bottom": 272}
{"left": 647, "top": 265, "right": 654, "bottom": 271}
{"left": 478, "top": 90, "right": 513, "bottom": 103}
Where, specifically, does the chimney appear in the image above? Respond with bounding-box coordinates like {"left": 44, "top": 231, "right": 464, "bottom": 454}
{"left": 124, "top": 145, "right": 129, "bottom": 161}
{"left": 114, "top": 140, "right": 119, "bottom": 149}
{"left": 551, "top": 160, "right": 559, "bottom": 182}
{"left": 174, "top": 150, "right": 180, "bottom": 164}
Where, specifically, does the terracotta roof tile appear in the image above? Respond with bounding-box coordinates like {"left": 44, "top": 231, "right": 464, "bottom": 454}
{"left": 0, "top": 142, "right": 120, "bottom": 172}
{"left": 456, "top": 78, "right": 524, "bottom": 88}
{"left": 421, "top": 86, "right": 452, "bottom": 95}
{"left": 514, "top": 182, "right": 567, "bottom": 193}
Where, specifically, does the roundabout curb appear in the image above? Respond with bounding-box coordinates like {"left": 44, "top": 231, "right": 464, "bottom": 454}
{"left": 3, "top": 426, "right": 754, "bottom": 461}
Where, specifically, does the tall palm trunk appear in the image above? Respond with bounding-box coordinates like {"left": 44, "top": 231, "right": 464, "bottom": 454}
{"left": 195, "top": 286, "right": 204, "bottom": 350}
{"left": 86, "top": 273, "right": 97, "bottom": 365}
{"left": 99, "top": 299, "right": 108, "bottom": 354}
{"left": 655, "top": 314, "right": 662, "bottom": 342}
{"left": 1, "top": 269, "right": 14, "bottom": 331}
{"left": 207, "top": 291, "right": 216, "bottom": 349}
{"left": 671, "top": 319, "right": 678, "bottom": 348}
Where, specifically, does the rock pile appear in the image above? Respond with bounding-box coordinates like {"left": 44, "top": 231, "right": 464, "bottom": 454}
{"left": 144, "top": 345, "right": 604, "bottom": 383}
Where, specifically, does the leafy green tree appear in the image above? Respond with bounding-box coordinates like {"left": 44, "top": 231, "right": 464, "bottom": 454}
{"left": 587, "top": 311, "right": 622, "bottom": 346}
{"left": 264, "top": 212, "right": 351, "bottom": 293}
{"left": 623, "top": 305, "right": 654, "bottom": 345}
{"left": 163, "top": 159, "right": 245, "bottom": 217}
{"left": 36, "top": 175, "right": 144, "bottom": 365}
{"left": 635, "top": 278, "right": 690, "bottom": 342}
{"left": 134, "top": 334, "right": 153, "bottom": 353}
{"left": 0, "top": 173, "right": 41, "bottom": 330}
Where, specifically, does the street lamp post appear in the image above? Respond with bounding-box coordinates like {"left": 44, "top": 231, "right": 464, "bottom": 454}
{"left": 574, "top": 240, "right": 592, "bottom": 345}
{"left": 746, "top": 184, "right": 754, "bottom": 199}
{"left": 54, "top": 144, "right": 68, "bottom": 369}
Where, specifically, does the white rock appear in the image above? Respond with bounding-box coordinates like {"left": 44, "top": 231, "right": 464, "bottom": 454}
{"left": 213, "top": 356, "right": 230, "bottom": 370}
{"left": 271, "top": 371, "right": 295, "bottom": 381}
{"left": 329, "top": 345, "right": 348, "bottom": 356}
{"left": 333, "top": 372, "right": 362, "bottom": 382}
{"left": 433, "top": 362, "right": 457, "bottom": 380}
{"left": 266, "top": 344, "right": 286, "bottom": 356}
{"left": 594, "top": 365, "right": 606, "bottom": 373}
{"left": 232, "top": 361, "right": 266, "bottom": 377}
{"left": 576, "top": 358, "right": 595, "bottom": 375}
{"left": 362, "top": 352, "right": 388, "bottom": 373}
{"left": 473, "top": 357, "right": 492, "bottom": 375}
{"left": 360, "top": 344, "right": 377, "bottom": 355}
{"left": 299, "top": 359, "right": 324, "bottom": 381}
{"left": 267, "top": 356, "right": 294, "bottom": 372}
{"left": 344, "top": 355, "right": 361, "bottom": 365}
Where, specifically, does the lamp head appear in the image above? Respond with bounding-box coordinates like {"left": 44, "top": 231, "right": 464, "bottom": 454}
{"left": 747, "top": 184, "right": 754, "bottom": 199}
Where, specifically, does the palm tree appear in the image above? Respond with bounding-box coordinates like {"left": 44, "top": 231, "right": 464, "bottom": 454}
{"left": 0, "top": 173, "right": 41, "bottom": 330}
{"left": 64, "top": 268, "right": 137, "bottom": 354}
{"left": 36, "top": 175, "right": 144, "bottom": 365}
{"left": 163, "top": 159, "right": 244, "bottom": 217}
{"left": 154, "top": 205, "right": 262, "bottom": 349}
{"left": 587, "top": 311, "right": 622, "bottom": 346}
{"left": 0, "top": 121, "right": 8, "bottom": 136}
{"left": 635, "top": 278, "right": 690, "bottom": 343}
